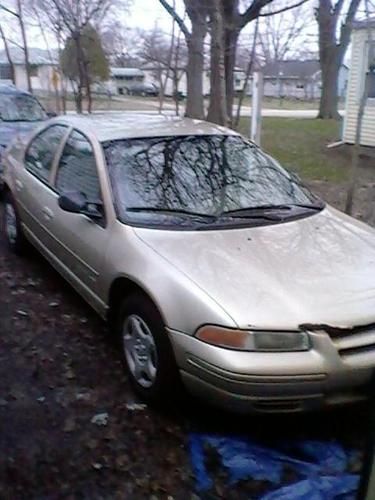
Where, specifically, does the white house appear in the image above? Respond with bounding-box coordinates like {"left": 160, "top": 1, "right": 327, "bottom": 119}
{"left": 343, "top": 19, "right": 375, "bottom": 147}
{"left": 0, "top": 48, "right": 58, "bottom": 93}
{"left": 110, "top": 67, "right": 144, "bottom": 94}
{"left": 248, "top": 60, "right": 349, "bottom": 100}
{"left": 137, "top": 65, "right": 247, "bottom": 97}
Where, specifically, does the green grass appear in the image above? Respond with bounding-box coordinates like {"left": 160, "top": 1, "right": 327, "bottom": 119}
{"left": 234, "top": 96, "right": 321, "bottom": 110}
{"left": 233, "top": 96, "right": 346, "bottom": 110}
{"left": 239, "top": 117, "right": 349, "bottom": 183}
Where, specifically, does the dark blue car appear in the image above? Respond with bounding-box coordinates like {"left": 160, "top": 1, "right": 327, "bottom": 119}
{"left": 0, "top": 84, "right": 52, "bottom": 191}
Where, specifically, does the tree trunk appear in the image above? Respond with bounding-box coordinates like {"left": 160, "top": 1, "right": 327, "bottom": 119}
{"left": 17, "top": 0, "right": 32, "bottom": 93}
{"left": 224, "top": 28, "right": 239, "bottom": 124}
{"left": 317, "top": 0, "right": 340, "bottom": 119}
{"left": 0, "top": 24, "right": 15, "bottom": 84}
{"left": 318, "top": 58, "right": 341, "bottom": 119}
{"left": 207, "top": 0, "right": 228, "bottom": 126}
{"left": 76, "top": 84, "right": 83, "bottom": 113}
{"left": 222, "top": 0, "right": 240, "bottom": 124}
{"left": 173, "top": 69, "right": 180, "bottom": 115}
{"left": 157, "top": 68, "right": 166, "bottom": 114}
{"left": 86, "top": 79, "right": 92, "bottom": 113}
{"left": 185, "top": 20, "right": 206, "bottom": 119}
{"left": 74, "top": 33, "right": 86, "bottom": 114}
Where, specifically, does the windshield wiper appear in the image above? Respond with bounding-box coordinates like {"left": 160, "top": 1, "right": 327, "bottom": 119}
{"left": 126, "top": 207, "right": 216, "bottom": 220}
{"left": 220, "top": 203, "right": 323, "bottom": 218}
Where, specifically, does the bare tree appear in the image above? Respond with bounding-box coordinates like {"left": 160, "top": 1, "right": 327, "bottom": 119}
{"left": 16, "top": 0, "right": 31, "bottom": 91}
{"left": 257, "top": 1, "right": 313, "bottom": 64}
{"left": 0, "top": 1, "right": 32, "bottom": 92}
{"left": 0, "top": 23, "right": 15, "bottom": 84}
{"left": 316, "top": 0, "right": 362, "bottom": 119}
{"left": 32, "top": 0, "right": 117, "bottom": 112}
{"left": 159, "top": 0, "right": 209, "bottom": 119}
{"left": 222, "top": 0, "right": 310, "bottom": 123}
{"left": 161, "top": 0, "right": 311, "bottom": 124}
{"left": 100, "top": 20, "right": 141, "bottom": 66}
{"left": 138, "top": 27, "right": 187, "bottom": 111}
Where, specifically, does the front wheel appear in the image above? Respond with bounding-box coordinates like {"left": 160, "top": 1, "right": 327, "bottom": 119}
{"left": 116, "top": 293, "right": 180, "bottom": 405}
{"left": 3, "top": 191, "right": 27, "bottom": 254}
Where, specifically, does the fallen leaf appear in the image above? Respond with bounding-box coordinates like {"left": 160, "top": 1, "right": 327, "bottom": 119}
{"left": 91, "top": 412, "right": 109, "bottom": 426}
{"left": 63, "top": 417, "right": 76, "bottom": 432}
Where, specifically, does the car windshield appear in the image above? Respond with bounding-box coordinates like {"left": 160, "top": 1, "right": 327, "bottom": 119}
{"left": 103, "top": 135, "right": 323, "bottom": 227}
{"left": 0, "top": 93, "right": 47, "bottom": 122}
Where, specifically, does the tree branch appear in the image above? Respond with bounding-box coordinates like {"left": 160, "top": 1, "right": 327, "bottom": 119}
{"left": 333, "top": 0, "right": 345, "bottom": 19}
{"left": 259, "top": 0, "right": 311, "bottom": 17}
{"left": 158, "top": 0, "right": 190, "bottom": 39}
{"left": 0, "top": 3, "right": 18, "bottom": 17}
{"left": 239, "top": 0, "right": 275, "bottom": 28}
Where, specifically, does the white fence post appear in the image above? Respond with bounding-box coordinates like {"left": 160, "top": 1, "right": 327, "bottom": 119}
{"left": 250, "top": 71, "right": 263, "bottom": 146}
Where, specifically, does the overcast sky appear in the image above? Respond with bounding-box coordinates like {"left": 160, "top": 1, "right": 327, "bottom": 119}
{"left": 0, "top": 0, "right": 186, "bottom": 50}
{"left": 1, "top": 0, "right": 359, "bottom": 62}
{"left": 127, "top": 0, "right": 184, "bottom": 30}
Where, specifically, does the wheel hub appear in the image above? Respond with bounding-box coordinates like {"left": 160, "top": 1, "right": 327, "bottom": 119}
{"left": 122, "top": 314, "right": 158, "bottom": 388}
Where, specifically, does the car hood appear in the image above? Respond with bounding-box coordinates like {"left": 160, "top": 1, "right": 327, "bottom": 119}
{"left": 0, "top": 121, "right": 43, "bottom": 148}
{"left": 134, "top": 207, "right": 375, "bottom": 330}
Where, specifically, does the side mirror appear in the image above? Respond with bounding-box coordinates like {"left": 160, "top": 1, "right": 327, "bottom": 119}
{"left": 47, "top": 111, "right": 57, "bottom": 118}
{"left": 58, "top": 190, "right": 103, "bottom": 220}
{"left": 58, "top": 190, "right": 87, "bottom": 213}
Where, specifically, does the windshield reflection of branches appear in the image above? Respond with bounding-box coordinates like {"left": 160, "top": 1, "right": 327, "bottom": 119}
{"left": 104, "top": 135, "right": 315, "bottom": 218}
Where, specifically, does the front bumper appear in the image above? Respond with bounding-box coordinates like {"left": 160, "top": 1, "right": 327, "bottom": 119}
{"left": 168, "top": 329, "right": 375, "bottom": 413}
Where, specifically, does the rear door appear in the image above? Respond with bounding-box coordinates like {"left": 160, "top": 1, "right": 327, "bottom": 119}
{"left": 15, "top": 124, "right": 69, "bottom": 247}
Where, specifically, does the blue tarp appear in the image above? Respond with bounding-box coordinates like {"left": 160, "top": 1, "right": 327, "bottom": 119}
{"left": 189, "top": 434, "right": 359, "bottom": 499}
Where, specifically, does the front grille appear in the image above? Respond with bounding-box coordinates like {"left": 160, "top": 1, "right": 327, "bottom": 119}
{"left": 324, "top": 322, "right": 375, "bottom": 339}
{"left": 330, "top": 324, "right": 375, "bottom": 357}
{"left": 338, "top": 344, "right": 375, "bottom": 357}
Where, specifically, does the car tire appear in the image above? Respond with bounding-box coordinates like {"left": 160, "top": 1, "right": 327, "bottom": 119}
{"left": 116, "top": 292, "right": 181, "bottom": 405}
{"left": 3, "top": 191, "right": 27, "bottom": 254}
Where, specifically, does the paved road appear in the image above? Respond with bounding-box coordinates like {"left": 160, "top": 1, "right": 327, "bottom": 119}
{"left": 69, "top": 105, "right": 345, "bottom": 119}
{"left": 109, "top": 96, "right": 346, "bottom": 118}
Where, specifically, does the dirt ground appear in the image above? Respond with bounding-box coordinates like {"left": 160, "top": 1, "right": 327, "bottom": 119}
{"left": 0, "top": 175, "right": 373, "bottom": 498}
{"left": 308, "top": 147, "right": 375, "bottom": 226}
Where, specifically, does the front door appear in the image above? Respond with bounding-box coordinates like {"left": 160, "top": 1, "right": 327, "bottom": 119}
{"left": 46, "top": 129, "right": 110, "bottom": 313}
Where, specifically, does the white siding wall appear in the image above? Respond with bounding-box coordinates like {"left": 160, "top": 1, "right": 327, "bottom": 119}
{"left": 343, "top": 29, "right": 375, "bottom": 146}
{"left": 14, "top": 64, "right": 56, "bottom": 92}
{"left": 14, "top": 66, "right": 28, "bottom": 90}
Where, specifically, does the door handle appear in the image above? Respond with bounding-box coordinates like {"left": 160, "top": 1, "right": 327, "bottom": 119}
{"left": 42, "top": 206, "right": 54, "bottom": 221}
{"left": 15, "top": 179, "right": 23, "bottom": 192}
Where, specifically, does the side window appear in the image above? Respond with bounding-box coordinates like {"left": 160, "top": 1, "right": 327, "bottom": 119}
{"left": 25, "top": 125, "right": 67, "bottom": 183}
{"left": 55, "top": 130, "right": 101, "bottom": 203}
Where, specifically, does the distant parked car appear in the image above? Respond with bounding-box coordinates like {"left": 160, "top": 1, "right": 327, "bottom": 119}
{"left": 3, "top": 113, "right": 375, "bottom": 414}
{"left": 0, "top": 85, "right": 52, "bottom": 193}
{"left": 127, "top": 83, "right": 159, "bottom": 97}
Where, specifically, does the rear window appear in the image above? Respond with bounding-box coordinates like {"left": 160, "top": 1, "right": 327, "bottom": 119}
{"left": 0, "top": 93, "right": 47, "bottom": 122}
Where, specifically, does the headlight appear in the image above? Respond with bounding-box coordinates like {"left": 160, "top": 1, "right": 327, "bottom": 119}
{"left": 195, "top": 326, "right": 310, "bottom": 352}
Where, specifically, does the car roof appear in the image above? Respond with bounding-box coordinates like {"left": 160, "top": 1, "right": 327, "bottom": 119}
{"left": 0, "top": 84, "right": 32, "bottom": 96}
{"left": 50, "top": 113, "right": 240, "bottom": 142}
